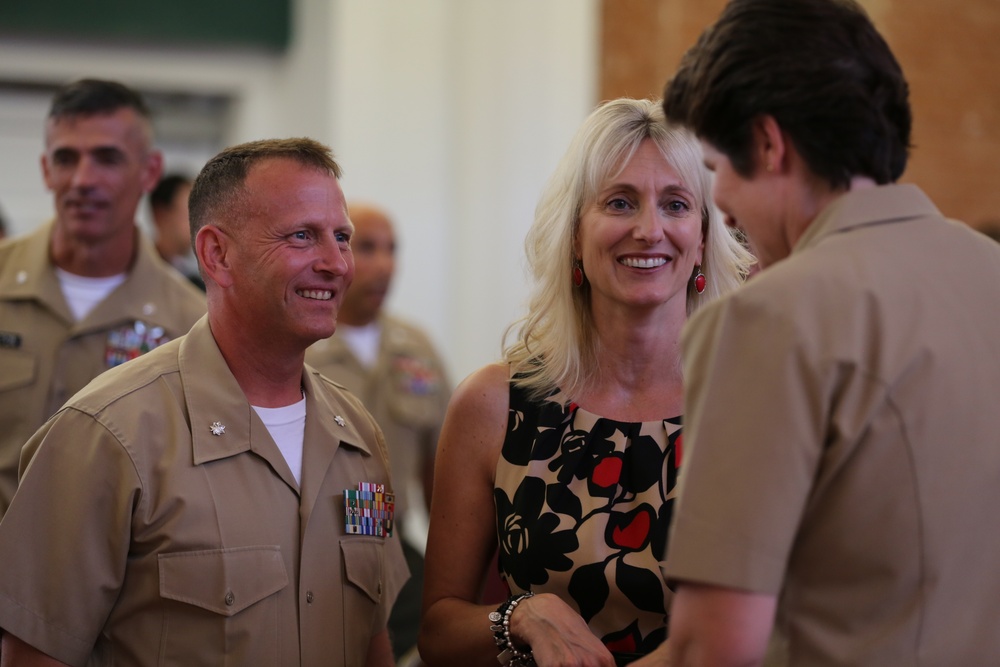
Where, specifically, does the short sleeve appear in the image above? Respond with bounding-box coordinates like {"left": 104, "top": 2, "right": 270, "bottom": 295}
{"left": 665, "top": 291, "right": 828, "bottom": 594}
{"left": 0, "top": 407, "right": 140, "bottom": 666}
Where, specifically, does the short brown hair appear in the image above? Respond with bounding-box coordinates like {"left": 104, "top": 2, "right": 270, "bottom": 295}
{"left": 664, "top": 0, "right": 911, "bottom": 189}
{"left": 188, "top": 137, "right": 342, "bottom": 240}
{"left": 49, "top": 78, "right": 151, "bottom": 122}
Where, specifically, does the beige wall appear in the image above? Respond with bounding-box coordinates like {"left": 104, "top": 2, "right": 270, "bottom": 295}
{"left": 601, "top": 0, "right": 1000, "bottom": 229}
{"left": 0, "top": 1, "right": 599, "bottom": 384}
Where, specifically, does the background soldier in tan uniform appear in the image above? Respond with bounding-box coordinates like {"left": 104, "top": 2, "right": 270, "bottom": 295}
{"left": 306, "top": 202, "right": 450, "bottom": 663}
{"left": 0, "top": 78, "right": 205, "bottom": 518}
{"left": 150, "top": 172, "right": 204, "bottom": 290}
{"left": 0, "top": 138, "right": 407, "bottom": 667}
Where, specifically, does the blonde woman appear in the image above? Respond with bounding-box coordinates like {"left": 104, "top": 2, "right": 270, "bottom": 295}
{"left": 419, "top": 98, "right": 752, "bottom": 667}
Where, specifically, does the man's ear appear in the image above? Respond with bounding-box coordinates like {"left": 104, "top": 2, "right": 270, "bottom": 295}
{"left": 196, "top": 225, "right": 234, "bottom": 288}
{"left": 752, "top": 114, "right": 787, "bottom": 175}
{"left": 40, "top": 153, "right": 54, "bottom": 192}
{"left": 141, "top": 150, "right": 165, "bottom": 193}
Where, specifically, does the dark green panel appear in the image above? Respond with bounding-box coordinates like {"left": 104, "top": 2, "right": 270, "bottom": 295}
{"left": 0, "top": 0, "right": 290, "bottom": 51}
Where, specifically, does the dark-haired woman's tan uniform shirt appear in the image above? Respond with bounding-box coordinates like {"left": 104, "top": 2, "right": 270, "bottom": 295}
{"left": 0, "top": 317, "right": 407, "bottom": 667}
{"left": 667, "top": 185, "right": 1000, "bottom": 666}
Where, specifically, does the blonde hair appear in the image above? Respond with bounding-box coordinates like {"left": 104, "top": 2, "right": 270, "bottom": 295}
{"left": 503, "top": 98, "right": 753, "bottom": 399}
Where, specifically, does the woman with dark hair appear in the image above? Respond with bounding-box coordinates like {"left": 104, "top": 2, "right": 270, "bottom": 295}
{"left": 632, "top": 1, "right": 1000, "bottom": 665}
{"left": 418, "top": 98, "right": 751, "bottom": 667}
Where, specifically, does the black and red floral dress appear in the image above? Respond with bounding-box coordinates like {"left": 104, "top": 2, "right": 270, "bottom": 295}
{"left": 494, "top": 381, "right": 682, "bottom": 662}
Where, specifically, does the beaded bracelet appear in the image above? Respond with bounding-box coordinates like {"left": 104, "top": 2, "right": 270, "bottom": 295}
{"left": 488, "top": 592, "right": 535, "bottom": 666}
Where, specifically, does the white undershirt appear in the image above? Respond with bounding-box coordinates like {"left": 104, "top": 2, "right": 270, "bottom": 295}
{"left": 339, "top": 322, "right": 381, "bottom": 368}
{"left": 252, "top": 397, "right": 306, "bottom": 485}
{"left": 56, "top": 268, "right": 127, "bottom": 321}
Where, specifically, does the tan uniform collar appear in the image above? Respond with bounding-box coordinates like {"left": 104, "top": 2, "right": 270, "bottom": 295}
{"left": 794, "top": 183, "right": 940, "bottom": 256}
{"left": 0, "top": 220, "right": 189, "bottom": 331}
{"left": 182, "top": 317, "right": 372, "bottom": 470}
{"left": 0, "top": 222, "right": 68, "bottom": 320}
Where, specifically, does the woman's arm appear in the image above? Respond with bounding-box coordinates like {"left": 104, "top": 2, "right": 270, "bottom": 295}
{"left": 419, "top": 365, "right": 617, "bottom": 667}
{"left": 419, "top": 363, "right": 513, "bottom": 666}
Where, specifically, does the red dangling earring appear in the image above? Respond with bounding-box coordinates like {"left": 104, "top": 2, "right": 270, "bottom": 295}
{"left": 573, "top": 262, "right": 584, "bottom": 287}
{"left": 694, "top": 268, "right": 706, "bottom": 294}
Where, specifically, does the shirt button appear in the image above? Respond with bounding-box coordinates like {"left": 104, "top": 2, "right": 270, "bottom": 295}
{"left": 377, "top": 582, "right": 382, "bottom": 595}
{"left": 306, "top": 591, "right": 314, "bottom": 604}
{"left": 225, "top": 591, "right": 235, "bottom": 606}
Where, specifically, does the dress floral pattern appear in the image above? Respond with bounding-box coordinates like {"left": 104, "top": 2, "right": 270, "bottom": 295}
{"left": 494, "top": 381, "right": 682, "bottom": 660}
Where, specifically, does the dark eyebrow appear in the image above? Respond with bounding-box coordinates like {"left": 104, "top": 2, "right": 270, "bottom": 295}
{"left": 50, "top": 147, "right": 79, "bottom": 159}
{"left": 50, "top": 145, "right": 127, "bottom": 162}
{"left": 92, "top": 145, "right": 126, "bottom": 156}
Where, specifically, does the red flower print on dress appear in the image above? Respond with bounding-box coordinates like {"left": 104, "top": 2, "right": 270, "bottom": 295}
{"left": 591, "top": 455, "right": 623, "bottom": 488}
{"left": 607, "top": 504, "right": 655, "bottom": 551}
{"left": 605, "top": 633, "right": 636, "bottom": 654}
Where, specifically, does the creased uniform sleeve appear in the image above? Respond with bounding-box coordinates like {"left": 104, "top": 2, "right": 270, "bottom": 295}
{"left": 665, "top": 291, "right": 828, "bottom": 595}
{"left": 0, "top": 407, "right": 140, "bottom": 667}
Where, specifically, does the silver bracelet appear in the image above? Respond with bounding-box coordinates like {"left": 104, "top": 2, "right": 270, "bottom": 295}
{"left": 489, "top": 592, "right": 535, "bottom": 666}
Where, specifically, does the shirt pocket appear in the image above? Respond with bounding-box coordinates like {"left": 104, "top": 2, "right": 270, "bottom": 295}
{"left": 385, "top": 353, "right": 445, "bottom": 428}
{"left": 0, "top": 348, "right": 35, "bottom": 393}
{"left": 386, "top": 391, "right": 442, "bottom": 430}
{"left": 157, "top": 545, "right": 289, "bottom": 666}
{"left": 341, "top": 537, "right": 385, "bottom": 664}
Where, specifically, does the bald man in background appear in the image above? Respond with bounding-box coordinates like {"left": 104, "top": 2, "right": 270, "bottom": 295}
{"left": 306, "top": 203, "right": 450, "bottom": 664}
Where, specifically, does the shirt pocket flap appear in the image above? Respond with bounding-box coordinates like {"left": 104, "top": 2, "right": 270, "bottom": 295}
{"left": 158, "top": 545, "right": 289, "bottom": 617}
{"left": 341, "top": 538, "right": 383, "bottom": 604}
{"left": 0, "top": 350, "right": 34, "bottom": 392}
{"left": 386, "top": 391, "right": 440, "bottom": 429}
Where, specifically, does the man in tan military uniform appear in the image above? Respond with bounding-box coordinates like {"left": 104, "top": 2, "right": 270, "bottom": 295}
{"left": 631, "top": 1, "right": 1000, "bottom": 665}
{"left": 0, "top": 138, "right": 407, "bottom": 667}
{"left": 0, "top": 79, "right": 205, "bottom": 517}
{"left": 306, "top": 202, "right": 450, "bottom": 662}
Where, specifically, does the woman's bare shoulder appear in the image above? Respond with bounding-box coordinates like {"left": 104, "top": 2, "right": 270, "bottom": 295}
{"left": 447, "top": 362, "right": 511, "bottom": 424}
{"left": 435, "top": 363, "right": 512, "bottom": 484}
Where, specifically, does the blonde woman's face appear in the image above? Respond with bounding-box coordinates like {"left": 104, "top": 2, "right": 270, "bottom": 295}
{"left": 576, "top": 139, "right": 704, "bottom": 320}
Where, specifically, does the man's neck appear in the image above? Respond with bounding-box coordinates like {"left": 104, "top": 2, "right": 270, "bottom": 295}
{"left": 50, "top": 226, "right": 136, "bottom": 277}
{"left": 337, "top": 309, "right": 378, "bottom": 327}
{"left": 208, "top": 311, "right": 308, "bottom": 408}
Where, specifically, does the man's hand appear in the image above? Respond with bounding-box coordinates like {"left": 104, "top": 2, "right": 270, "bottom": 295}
{"left": 1, "top": 632, "right": 72, "bottom": 667}
{"left": 666, "top": 583, "right": 776, "bottom": 667}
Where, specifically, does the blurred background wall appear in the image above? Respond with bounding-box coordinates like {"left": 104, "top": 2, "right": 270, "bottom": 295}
{"left": 1, "top": 0, "right": 996, "bottom": 384}
{"left": 0, "top": 0, "right": 598, "bottom": 385}
{"left": 601, "top": 0, "right": 1000, "bottom": 230}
